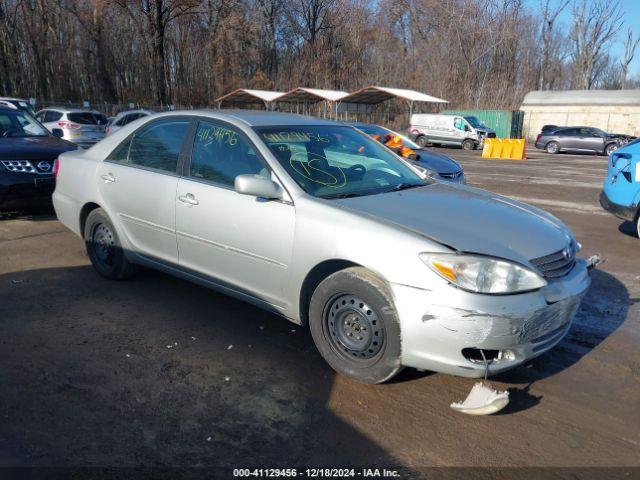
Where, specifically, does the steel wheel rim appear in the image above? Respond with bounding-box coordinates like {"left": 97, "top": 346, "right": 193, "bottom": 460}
{"left": 325, "top": 294, "right": 384, "bottom": 360}
{"left": 92, "top": 223, "right": 115, "bottom": 266}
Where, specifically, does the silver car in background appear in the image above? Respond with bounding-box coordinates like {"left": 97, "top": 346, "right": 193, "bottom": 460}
{"left": 106, "top": 109, "right": 154, "bottom": 136}
{"left": 52, "top": 110, "right": 592, "bottom": 384}
{"left": 36, "top": 108, "right": 107, "bottom": 148}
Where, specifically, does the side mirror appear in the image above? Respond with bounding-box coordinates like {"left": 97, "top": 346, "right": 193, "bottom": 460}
{"left": 464, "top": 125, "right": 471, "bottom": 132}
{"left": 52, "top": 128, "right": 64, "bottom": 138}
{"left": 235, "top": 174, "right": 283, "bottom": 200}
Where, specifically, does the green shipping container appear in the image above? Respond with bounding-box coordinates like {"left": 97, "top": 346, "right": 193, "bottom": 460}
{"left": 441, "top": 109, "right": 524, "bottom": 139}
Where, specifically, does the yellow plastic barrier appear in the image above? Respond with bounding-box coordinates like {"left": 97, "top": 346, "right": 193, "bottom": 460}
{"left": 481, "top": 138, "right": 526, "bottom": 160}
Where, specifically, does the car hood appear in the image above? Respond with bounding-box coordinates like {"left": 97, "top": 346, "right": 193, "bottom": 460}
{"left": 0, "top": 136, "right": 76, "bottom": 160}
{"left": 332, "top": 183, "right": 570, "bottom": 265}
{"left": 413, "top": 149, "right": 462, "bottom": 174}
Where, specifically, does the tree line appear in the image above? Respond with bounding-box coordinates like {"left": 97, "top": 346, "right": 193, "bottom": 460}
{"left": 0, "top": 0, "right": 638, "bottom": 110}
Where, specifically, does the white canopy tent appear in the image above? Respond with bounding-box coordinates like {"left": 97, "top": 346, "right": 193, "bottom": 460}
{"left": 215, "top": 89, "right": 285, "bottom": 109}
{"left": 340, "top": 86, "right": 448, "bottom": 117}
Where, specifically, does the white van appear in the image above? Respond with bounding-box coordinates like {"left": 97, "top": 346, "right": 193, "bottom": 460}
{"left": 409, "top": 114, "right": 495, "bottom": 150}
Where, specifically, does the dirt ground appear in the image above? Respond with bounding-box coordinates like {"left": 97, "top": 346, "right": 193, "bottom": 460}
{"left": 1, "top": 147, "right": 639, "bottom": 478}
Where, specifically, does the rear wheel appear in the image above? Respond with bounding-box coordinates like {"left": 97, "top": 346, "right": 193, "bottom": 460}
{"left": 415, "top": 135, "right": 429, "bottom": 148}
{"left": 309, "top": 267, "right": 403, "bottom": 384}
{"left": 462, "top": 139, "right": 475, "bottom": 150}
{"left": 636, "top": 215, "right": 640, "bottom": 239}
{"left": 604, "top": 143, "right": 618, "bottom": 156}
{"left": 546, "top": 141, "right": 560, "bottom": 154}
{"left": 84, "top": 208, "right": 137, "bottom": 280}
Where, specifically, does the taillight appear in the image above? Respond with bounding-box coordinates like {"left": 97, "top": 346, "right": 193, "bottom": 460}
{"left": 536, "top": 134, "right": 541, "bottom": 143}
{"left": 57, "top": 121, "right": 81, "bottom": 130}
{"left": 54, "top": 158, "right": 60, "bottom": 177}
{"left": 105, "top": 126, "right": 110, "bottom": 135}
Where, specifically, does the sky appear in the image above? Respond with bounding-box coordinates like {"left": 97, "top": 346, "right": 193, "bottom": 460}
{"left": 526, "top": 0, "right": 640, "bottom": 77}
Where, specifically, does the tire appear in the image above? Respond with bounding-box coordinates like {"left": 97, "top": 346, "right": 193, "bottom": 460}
{"left": 636, "top": 215, "right": 640, "bottom": 240}
{"left": 308, "top": 267, "right": 403, "bottom": 384}
{"left": 415, "top": 136, "right": 429, "bottom": 148}
{"left": 461, "top": 139, "right": 475, "bottom": 150}
{"left": 84, "top": 208, "right": 137, "bottom": 280}
{"left": 604, "top": 143, "right": 618, "bottom": 156}
{"left": 545, "top": 141, "right": 560, "bottom": 154}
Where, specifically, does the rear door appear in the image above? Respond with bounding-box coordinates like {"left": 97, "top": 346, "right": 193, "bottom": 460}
{"left": 175, "top": 119, "right": 295, "bottom": 309}
{"left": 97, "top": 117, "right": 192, "bottom": 264}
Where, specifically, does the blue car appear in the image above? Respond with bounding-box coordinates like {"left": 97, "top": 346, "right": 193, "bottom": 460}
{"left": 600, "top": 138, "right": 640, "bottom": 236}
{"left": 346, "top": 122, "right": 465, "bottom": 183}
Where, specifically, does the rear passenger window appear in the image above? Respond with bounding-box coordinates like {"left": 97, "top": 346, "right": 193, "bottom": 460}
{"left": 189, "top": 121, "right": 268, "bottom": 187}
{"left": 44, "top": 111, "right": 62, "bottom": 122}
{"left": 454, "top": 118, "right": 465, "bottom": 130}
{"left": 109, "top": 119, "right": 190, "bottom": 173}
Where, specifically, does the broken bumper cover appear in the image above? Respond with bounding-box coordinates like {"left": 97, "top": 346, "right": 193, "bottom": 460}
{"left": 392, "top": 258, "right": 591, "bottom": 377}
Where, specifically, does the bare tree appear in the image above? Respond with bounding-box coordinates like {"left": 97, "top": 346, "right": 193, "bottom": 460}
{"left": 620, "top": 28, "right": 640, "bottom": 89}
{"left": 538, "top": 0, "right": 569, "bottom": 90}
{"left": 570, "top": 0, "right": 623, "bottom": 90}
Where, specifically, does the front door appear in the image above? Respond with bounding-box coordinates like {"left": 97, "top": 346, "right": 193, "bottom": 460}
{"left": 176, "top": 120, "right": 295, "bottom": 310}
{"left": 97, "top": 118, "right": 191, "bottom": 264}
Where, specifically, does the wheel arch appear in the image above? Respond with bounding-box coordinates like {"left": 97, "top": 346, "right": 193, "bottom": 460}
{"left": 298, "top": 259, "right": 362, "bottom": 326}
{"left": 79, "top": 202, "right": 102, "bottom": 235}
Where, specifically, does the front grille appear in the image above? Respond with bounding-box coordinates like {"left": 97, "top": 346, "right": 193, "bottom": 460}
{"left": 439, "top": 171, "right": 463, "bottom": 180}
{"left": 530, "top": 245, "right": 576, "bottom": 279}
{"left": 1, "top": 160, "right": 37, "bottom": 173}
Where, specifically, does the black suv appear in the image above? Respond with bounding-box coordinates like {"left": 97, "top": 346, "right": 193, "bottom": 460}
{"left": 0, "top": 107, "right": 76, "bottom": 213}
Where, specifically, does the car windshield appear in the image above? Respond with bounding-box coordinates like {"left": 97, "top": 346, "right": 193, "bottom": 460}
{"left": 464, "top": 116, "right": 486, "bottom": 129}
{"left": 0, "top": 110, "right": 49, "bottom": 137}
{"left": 256, "top": 125, "right": 426, "bottom": 199}
{"left": 355, "top": 124, "right": 421, "bottom": 149}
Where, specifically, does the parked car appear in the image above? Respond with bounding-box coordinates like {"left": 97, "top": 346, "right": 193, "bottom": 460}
{"left": 0, "top": 97, "right": 36, "bottom": 116}
{"left": 53, "top": 110, "right": 592, "bottom": 384}
{"left": 0, "top": 107, "right": 76, "bottom": 213}
{"left": 347, "top": 122, "right": 465, "bottom": 183}
{"left": 535, "top": 126, "right": 635, "bottom": 155}
{"left": 35, "top": 108, "right": 108, "bottom": 148}
{"left": 409, "top": 113, "right": 495, "bottom": 150}
{"left": 106, "top": 109, "right": 154, "bottom": 136}
{"left": 600, "top": 137, "right": 640, "bottom": 237}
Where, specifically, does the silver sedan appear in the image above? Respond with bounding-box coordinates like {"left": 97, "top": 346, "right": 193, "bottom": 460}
{"left": 52, "top": 110, "right": 591, "bottom": 383}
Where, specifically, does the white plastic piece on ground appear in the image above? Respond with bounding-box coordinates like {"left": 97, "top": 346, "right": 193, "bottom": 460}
{"left": 450, "top": 382, "right": 510, "bottom": 415}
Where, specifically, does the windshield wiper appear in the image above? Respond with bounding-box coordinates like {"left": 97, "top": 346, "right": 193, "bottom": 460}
{"left": 388, "top": 182, "right": 425, "bottom": 192}
{"left": 318, "top": 191, "right": 365, "bottom": 199}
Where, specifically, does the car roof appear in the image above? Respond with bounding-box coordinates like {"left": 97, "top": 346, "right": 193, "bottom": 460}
{"left": 40, "top": 107, "right": 104, "bottom": 114}
{"left": 0, "top": 97, "right": 29, "bottom": 102}
{"left": 153, "top": 109, "right": 339, "bottom": 127}
{"left": 116, "top": 109, "right": 153, "bottom": 117}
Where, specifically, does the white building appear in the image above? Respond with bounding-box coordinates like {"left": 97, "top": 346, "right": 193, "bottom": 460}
{"left": 521, "top": 89, "right": 640, "bottom": 140}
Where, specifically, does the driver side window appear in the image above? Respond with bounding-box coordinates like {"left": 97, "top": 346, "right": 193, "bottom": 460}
{"left": 189, "top": 121, "right": 268, "bottom": 187}
{"left": 454, "top": 118, "right": 465, "bottom": 130}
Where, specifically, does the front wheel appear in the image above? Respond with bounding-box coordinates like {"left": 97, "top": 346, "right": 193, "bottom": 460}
{"left": 461, "top": 139, "right": 475, "bottom": 150}
{"left": 309, "top": 267, "right": 403, "bottom": 384}
{"left": 84, "top": 208, "right": 137, "bottom": 280}
{"left": 604, "top": 143, "right": 618, "bottom": 156}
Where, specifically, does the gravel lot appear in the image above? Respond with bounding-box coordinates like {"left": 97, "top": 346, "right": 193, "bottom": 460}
{"left": 1, "top": 147, "right": 639, "bottom": 476}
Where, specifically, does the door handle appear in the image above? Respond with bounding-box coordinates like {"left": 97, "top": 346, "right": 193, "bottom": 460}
{"left": 101, "top": 173, "right": 116, "bottom": 183}
{"left": 178, "top": 193, "right": 199, "bottom": 206}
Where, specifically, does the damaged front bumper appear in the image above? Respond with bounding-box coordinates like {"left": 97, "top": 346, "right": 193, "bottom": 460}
{"left": 392, "top": 258, "right": 591, "bottom": 377}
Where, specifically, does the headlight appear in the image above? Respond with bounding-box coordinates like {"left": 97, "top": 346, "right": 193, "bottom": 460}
{"left": 420, "top": 253, "right": 547, "bottom": 294}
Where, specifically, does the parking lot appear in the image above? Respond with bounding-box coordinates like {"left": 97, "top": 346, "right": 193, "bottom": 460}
{"left": 1, "top": 148, "right": 639, "bottom": 474}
